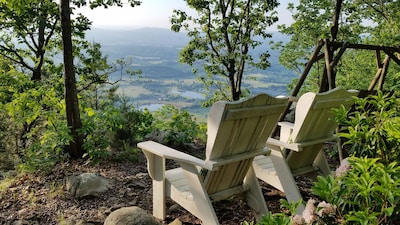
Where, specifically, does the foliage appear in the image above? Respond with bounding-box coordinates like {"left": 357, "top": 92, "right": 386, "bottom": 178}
{"left": 245, "top": 212, "right": 292, "bottom": 225}
{"left": 0, "top": 69, "right": 147, "bottom": 168}
{"left": 71, "top": 0, "right": 141, "bottom": 8}
{"left": 171, "top": 0, "right": 279, "bottom": 104}
{"left": 80, "top": 99, "right": 153, "bottom": 162}
{"left": 334, "top": 91, "right": 400, "bottom": 163}
{"left": 243, "top": 199, "right": 302, "bottom": 225}
{"left": 312, "top": 157, "right": 400, "bottom": 224}
{"left": 1, "top": 74, "right": 69, "bottom": 171}
{"left": 244, "top": 157, "right": 400, "bottom": 225}
{"left": 276, "top": 0, "right": 400, "bottom": 93}
{"left": 76, "top": 42, "right": 142, "bottom": 109}
{"left": 1, "top": 0, "right": 143, "bottom": 160}
{"left": 152, "top": 104, "right": 206, "bottom": 148}
{"left": 0, "top": 0, "right": 61, "bottom": 81}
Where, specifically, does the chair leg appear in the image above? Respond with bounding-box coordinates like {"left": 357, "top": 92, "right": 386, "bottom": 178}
{"left": 244, "top": 166, "right": 269, "bottom": 218}
{"left": 151, "top": 155, "right": 166, "bottom": 220}
{"left": 269, "top": 149, "right": 305, "bottom": 214}
{"left": 180, "top": 163, "right": 220, "bottom": 225}
{"left": 313, "top": 149, "right": 331, "bottom": 176}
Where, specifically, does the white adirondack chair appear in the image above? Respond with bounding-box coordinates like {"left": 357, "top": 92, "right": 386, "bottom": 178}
{"left": 137, "top": 93, "right": 288, "bottom": 225}
{"left": 253, "top": 87, "right": 358, "bottom": 208}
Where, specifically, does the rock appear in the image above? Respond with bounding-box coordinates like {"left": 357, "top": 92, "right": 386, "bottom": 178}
{"left": 167, "top": 204, "right": 181, "bottom": 213}
{"left": 66, "top": 173, "right": 111, "bottom": 199}
{"left": 104, "top": 206, "right": 161, "bottom": 225}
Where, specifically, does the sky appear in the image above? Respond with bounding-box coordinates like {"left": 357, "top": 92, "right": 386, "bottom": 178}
{"left": 76, "top": 0, "right": 297, "bottom": 31}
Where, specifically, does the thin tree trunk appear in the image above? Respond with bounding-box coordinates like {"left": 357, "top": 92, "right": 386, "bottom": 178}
{"left": 59, "top": 0, "right": 84, "bottom": 159}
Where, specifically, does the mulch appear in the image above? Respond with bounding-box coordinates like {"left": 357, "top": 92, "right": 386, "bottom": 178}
{"left": 0, "top": 146, "right": 339, "bottom": 225}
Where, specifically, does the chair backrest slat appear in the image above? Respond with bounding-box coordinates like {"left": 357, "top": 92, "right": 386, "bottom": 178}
{"left": 203, "top": 94, "right": 287, "bottom": 194}
{"left": 286, "top": 88, "right": 358, "bottom": 171}
{"left": 292, "top": 88, "right": 358, "bottom": 142}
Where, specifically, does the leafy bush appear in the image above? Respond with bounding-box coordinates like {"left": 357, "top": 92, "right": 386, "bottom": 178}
{"left": 243, "top": 199, "right": 302, "bottom": 225}
{"left": 80, "top": 101, "right": 153, "bottom": 162}
{"left": 334, "top": 91, "right": 400, "bottom": 163}
{"left": 243, "top": 212, "right": 292, "bottom": 225}
{"left": 2, "top": 76, "right": 69, "bottom": 171}
{"left": 312, "top": 157, "right": 400, "bottom": 224}
{"left": 244, "top": 157, "right": 400, "bottom": 225}
{"left": 113, "top": 98, "right": 153, "bottom": 146}
{"left": 151, "top": 104, "right": 206, "bottom": 148}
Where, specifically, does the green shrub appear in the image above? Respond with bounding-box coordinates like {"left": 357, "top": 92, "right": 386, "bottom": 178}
{"left": 243, "top": 199, "right": 302, "bottom": 225}
{"left": 243, "top": 212, "right": 292, "bottom": 225}
{"left": 244, "top": 157, "right": 400, "bottom": 225}
{"left": 114, "top": 98, "right": 153, "bottom": 146}
{"left": 334, "top": 91, "right": 400, "bottom": 163}
{"left": 80, "top": 101, "right": 153, "bottom": 162}
{"left": 312, "top": 157, "right": 400, "bottom": 224}
{"left": 152, "top": 104, "right": 206, "bottom": 148}
{"left": 3, "top": 77, "right": 69, "bottom": 172}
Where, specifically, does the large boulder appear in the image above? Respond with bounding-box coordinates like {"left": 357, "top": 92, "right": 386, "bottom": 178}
{"left": 66, "top": 173, "right": 111, "bottom": 199}
{"left": 104, "top": 206, "right": 160, "bottom": 225}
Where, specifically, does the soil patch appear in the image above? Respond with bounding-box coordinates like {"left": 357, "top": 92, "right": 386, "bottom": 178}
{"left": 0, "top": 147, "right": 338, "bottom": 225}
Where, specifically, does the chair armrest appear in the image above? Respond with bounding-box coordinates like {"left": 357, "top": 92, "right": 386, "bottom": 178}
{"left": 137, "top": 141, "right": 211, "bottom": 170}
{"left": 266, "top": 137, "right": 301, "bottom": 151}
{"left": 266, "top": 136, "right": 338, "bottom": 152}
{"left": 277, "top": 122, "right": 294, "bottom": 142}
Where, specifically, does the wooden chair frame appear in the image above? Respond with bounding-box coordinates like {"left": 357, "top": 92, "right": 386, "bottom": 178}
{"left": 138, "top": 93, "right": 288, "bottom": 224}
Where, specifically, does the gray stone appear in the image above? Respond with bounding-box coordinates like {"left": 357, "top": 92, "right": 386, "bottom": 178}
{"left": 104, "top": 206, "right": 161, "bottom": 225}
{"left": 66, "top": 173, "right": 111, "bottom": 199}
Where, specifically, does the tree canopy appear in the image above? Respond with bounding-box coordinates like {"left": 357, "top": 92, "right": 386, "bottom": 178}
{"left": 171, "top": 0, "right": 279, "bottom": 104}
{"left": 0, "top": 0, "right": 141, "bottom": 159}
{"left": 0, "top": 0, "right": 60, "bottom": 81}
{"left": 277, "top": 0, "right": 400, "bottom": 93}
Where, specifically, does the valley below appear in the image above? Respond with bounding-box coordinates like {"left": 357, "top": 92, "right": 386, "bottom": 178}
{"left": 87, "top": 27, "right": 297, "bottom": 118}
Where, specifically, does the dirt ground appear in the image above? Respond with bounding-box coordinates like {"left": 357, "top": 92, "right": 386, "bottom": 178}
{"left": 0, "top": 147, "right": 333, "bottom": 225}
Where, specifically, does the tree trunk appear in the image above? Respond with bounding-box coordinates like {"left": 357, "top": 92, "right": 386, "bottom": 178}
{"left": 59, "top": 0, "right": 84, "bottom": 159}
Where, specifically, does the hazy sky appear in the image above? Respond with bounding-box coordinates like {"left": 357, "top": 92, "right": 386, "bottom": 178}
{"left": 76, "top": 0, "right": 297, "bottom": 30}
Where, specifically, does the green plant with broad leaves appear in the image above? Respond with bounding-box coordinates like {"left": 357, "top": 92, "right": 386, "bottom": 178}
{"left": 243, "top": 213, "right": 292, "bottom": 225}
{"left": 242, "top": 199, "right": 302, "bottom": 225}
{"left": 312, "top": 157, "right": 400, "bottom": 224}
{"left": 334, "top": 91, "right": 400, "bottom": 163}
{"left": 3, "top": 75, "right": 70, "bottom": 172}
{"left": 243, "top": 157, "right": 400, "bottom": 224}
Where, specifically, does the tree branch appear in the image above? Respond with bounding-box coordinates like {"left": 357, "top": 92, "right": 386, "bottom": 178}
{"left": 0, "top": 45, "right": 34, "bottom": 71}
{"left": 45, "top": 17, "right": 59, "bottom": 48}
{"left": 362, "top": 0, "right": 389, "bottom": 21}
